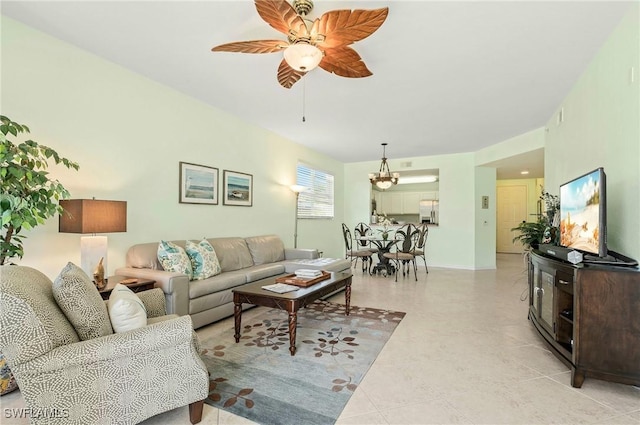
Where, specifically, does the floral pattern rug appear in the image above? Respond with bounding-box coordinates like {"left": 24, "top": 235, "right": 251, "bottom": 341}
{"left": 199, "top": 300, "right": 405, "bottom": 425}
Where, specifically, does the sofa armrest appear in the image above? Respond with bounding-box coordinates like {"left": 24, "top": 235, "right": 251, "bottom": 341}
{"left": 114, "top": 267, "right": 189, "bottom": 317}
{"left": 137, "top": 288, "right": 167, "bottom": 318}
{"left": 284, "top": 248, "right": 319, "bottom": 260}
{"left": 14, "top": 316, "right": 200, "bottom": 373}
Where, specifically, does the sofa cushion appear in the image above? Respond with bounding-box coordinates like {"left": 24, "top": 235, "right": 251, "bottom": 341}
{"left": 53, "top": 262, "right": 113, "bottom": 340}
{"left": 208, "top": 237, "right": 254, "bottom": 272}
{"left": 108, "top": 284, "right": 147, "bottom": 333}
{"left": 126, "top": 242, "right": 165, "bottom": 269}
{"left": 245, "top": 235, "right": 285, "bottom": 265}
{"left": 157, "top": 240, "right": 193, "bottom": 279}
{"left": 189, "top": 271, "right": 247, "bottom": 299}
{"left": 186, "top": 239, "right": 221, "bottom": 280}
{"left": 243, "top": 264, "right": 286, "bottom": 282}
{"left": 189, "top": 289, "right": 235, "bottom": 315}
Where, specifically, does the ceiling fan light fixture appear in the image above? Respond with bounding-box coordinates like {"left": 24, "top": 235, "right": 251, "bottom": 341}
{"left": 369, "top": 143, "right": 399, "bottom": 190}
{"left": 284, "top": 43, "right": 322, "bottom": 72}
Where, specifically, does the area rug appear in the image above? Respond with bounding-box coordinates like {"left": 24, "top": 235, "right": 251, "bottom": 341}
{"left": 199, "top": 300, "right": 405, "bottom": 425}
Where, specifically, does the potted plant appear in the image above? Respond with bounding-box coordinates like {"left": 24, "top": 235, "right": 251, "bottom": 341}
{"left": 0, "top": 115, "right": 79, "bottom": 265}
{"left": 511, "top": 187, "right": 559, "bottom": 249}
{"left": 376, "top": 213, "right": 392, "bottom": 240}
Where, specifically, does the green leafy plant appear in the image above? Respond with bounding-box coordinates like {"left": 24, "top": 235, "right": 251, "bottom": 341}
{"left": 511, "top": 187, "right": 559, "bottom": 249}
{"left": 511, "top": 220, "right": 548, "bottom": 248}
{"left": 0, "top": 115, "right": 79, "bottom": 265}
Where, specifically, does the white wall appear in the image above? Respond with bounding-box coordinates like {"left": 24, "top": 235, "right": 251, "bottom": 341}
{"left": 475, "top": 127, "right": 545, "bottom": 166}
{"left": 474, "top": 166, "right": 496, "bottom": 269}
{"left": 544, "top": 5, "right": 640, "bottom": 259}
{"left": 1, "top": 17, "right": 345, "bottom": 279}
{"left": 4, "top": 4, "right": 639, "bottom": 276}
{"left": 345, "top": 152, "right": 480, "bottom": 269}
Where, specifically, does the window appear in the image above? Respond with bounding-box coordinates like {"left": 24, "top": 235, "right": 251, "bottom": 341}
{"left": 296, "top": 163, "right": 334, "bottom": 219}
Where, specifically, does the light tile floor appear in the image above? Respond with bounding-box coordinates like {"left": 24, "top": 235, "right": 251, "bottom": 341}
{"left": 2, "top": 254, "right": 638, "bottom": 424}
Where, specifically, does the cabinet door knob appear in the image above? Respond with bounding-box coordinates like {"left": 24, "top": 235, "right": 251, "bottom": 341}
{"left": 559, "top": 279, "right": 570, "bottom": 285}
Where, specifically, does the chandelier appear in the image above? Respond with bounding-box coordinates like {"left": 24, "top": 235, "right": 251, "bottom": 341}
{"left": 369, "top": 143, "right": 399, "bottom": 190}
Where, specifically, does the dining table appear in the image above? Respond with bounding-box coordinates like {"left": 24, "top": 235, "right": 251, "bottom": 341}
{"left": 357, "top": 235, "right": 399, "bottom": 276}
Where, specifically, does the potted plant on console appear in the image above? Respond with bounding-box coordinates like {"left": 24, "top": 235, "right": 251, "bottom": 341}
{"left": 511, "top": 188, "right": 559, "bottom": 250}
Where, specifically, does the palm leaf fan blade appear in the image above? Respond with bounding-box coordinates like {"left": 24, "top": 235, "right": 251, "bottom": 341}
{"left": 319, "top": 46, "right": 372, "bottom": 78}
{"left": 255, "top": 0, "right": 308, "bottom": 38}
{"left": 313, "top": 8, "right": 389, "bottom": 48}
{"left": 212, "top": 40, "right": 287, "bottom": 54}
{"left": 277, "top": 59, "right": 305, "bottom": 88}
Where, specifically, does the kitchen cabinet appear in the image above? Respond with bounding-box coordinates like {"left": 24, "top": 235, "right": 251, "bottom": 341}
{"left": 375, "top": 191, "right": 435, "bottom": 214}
{"left": 378, "top": 192, "right": 400, "bottom": 214}
{"left": 420, "top": 191, "right": 438, "bottom": 201}
{"left": 402, "top": 192, "right": 421, "bottom": 214}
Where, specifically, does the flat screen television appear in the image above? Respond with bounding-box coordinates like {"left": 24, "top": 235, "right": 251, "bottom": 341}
{"left": 559, "top": 167, "right": 607, "bottom": 258}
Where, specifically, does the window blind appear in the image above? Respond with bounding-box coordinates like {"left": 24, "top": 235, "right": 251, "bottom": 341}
{"left": 296, "top": 163, "right": 334, "bottom": 219}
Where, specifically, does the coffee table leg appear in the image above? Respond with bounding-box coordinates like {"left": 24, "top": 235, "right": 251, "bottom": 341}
{"left": 234, "top": 301, "right": 241, "bottom": 343}
{"left": 288, "top": 311, "right": 297, "bottom": 356}
{"left": 345, "top": 280, "right": 351, "bottom": 316}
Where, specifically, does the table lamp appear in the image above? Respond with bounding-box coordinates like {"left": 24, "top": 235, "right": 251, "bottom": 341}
{"left": 59, "top": 199, "right": 127, "bottom": 286}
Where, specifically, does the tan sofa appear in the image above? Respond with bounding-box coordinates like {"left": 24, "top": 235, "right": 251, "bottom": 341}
{"left": 115, "top": 235, "right": 350, "bottom": 329}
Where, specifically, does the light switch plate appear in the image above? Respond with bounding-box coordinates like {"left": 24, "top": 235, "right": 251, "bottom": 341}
{"left": 482, "top": 196, "right": 489, "bottom": 209}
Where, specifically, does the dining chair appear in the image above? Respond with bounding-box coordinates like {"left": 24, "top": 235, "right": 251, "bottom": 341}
{"left": 342, "top": 223, "right": 373, "bottom": 274}
{"left": 383, "top": 224, "right": 419, "bottom": 282}
{"left": 353, "top": 222, "right": 379, "bottom": 254}
{"left": 414, "top": 223, "right": 429, "bottom": 273}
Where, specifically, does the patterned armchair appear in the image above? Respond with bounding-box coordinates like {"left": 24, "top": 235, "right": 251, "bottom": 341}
{"left": 0, "top": 265, "right": 208, "bottom": 425}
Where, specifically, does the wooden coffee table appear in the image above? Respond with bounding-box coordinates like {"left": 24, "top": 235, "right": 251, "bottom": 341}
{"left": 233, "top": 270, "right": 353, "bottom": 356}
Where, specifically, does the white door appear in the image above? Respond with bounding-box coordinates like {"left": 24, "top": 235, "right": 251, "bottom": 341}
{"left": 496, "top": 185, "right": 528, "bottom": 253}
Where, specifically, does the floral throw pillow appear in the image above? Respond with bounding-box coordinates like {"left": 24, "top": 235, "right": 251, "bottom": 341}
{"left": 185, "top": 239, "right": 222, "bottom": 280}
{"left": 157, "top": 240, "right": 193, "bottom": 280}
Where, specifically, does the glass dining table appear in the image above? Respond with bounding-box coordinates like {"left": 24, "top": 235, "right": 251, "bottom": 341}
{"left": 357, "top": 236, "right": 399, "bottom": 276}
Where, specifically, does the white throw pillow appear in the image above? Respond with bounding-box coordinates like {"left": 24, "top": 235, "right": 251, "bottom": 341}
{"left": 108, "top": 283, "right": 147, "bottom": 333}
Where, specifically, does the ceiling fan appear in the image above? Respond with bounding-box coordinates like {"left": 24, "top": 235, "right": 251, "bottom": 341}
{"left": 212, "top": 0, "right": 389, "bottom": 89}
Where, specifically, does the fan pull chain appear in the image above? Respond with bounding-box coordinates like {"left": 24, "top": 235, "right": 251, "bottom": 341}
{"left": 302, "top": 77, "right": 306, "bottom": 123}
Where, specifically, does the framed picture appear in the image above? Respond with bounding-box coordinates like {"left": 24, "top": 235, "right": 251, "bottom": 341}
{"left": 223, "top": 170, "right": 253, "bottom": 206}
{"left": 179, "top": 162, "right": 218, "bottom": 205}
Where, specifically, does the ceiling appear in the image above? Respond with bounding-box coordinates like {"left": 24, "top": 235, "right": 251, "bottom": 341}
{"left": 2, "top": 1, "right": 632, "bottom": 179}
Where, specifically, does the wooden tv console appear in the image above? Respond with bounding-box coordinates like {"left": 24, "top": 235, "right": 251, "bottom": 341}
{"left": 528, "top": 250, "right": 640, "bottom": 388}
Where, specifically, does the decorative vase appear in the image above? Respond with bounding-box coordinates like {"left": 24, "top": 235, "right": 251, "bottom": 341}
{"left": 382, "top": 233, "right": 388, "bottom": 241}
{"left": 93, "top": 257, "right": 105, "bottom": 289}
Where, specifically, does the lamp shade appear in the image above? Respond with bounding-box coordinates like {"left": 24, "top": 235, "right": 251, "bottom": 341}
{"left": 290, "top": 184, "right": 307, "bottom": 194}
{"left": 284, "top": 43, "right": 323, "bottom": 72}
{"left": 59, "top": 199, "right": 127, "bottom": 234}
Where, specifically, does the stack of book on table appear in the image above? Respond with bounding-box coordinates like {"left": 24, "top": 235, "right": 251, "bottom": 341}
{"left": 294, "top": 269, "right": 323, "bottom": 279}
{"left": 273, "top": 269, "right": 330, "bottom": 287}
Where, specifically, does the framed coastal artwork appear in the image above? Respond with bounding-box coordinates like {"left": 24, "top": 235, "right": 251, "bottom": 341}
{"left": 223, "top": 170, "right": 253, "bottom": 207}
{"left": 179, "top": 162, "right": 218, "bottom": 205}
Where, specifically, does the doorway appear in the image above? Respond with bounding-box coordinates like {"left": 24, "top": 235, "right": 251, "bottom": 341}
{"left": 496, "top": 185, "right": 528, "bottom": 253}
